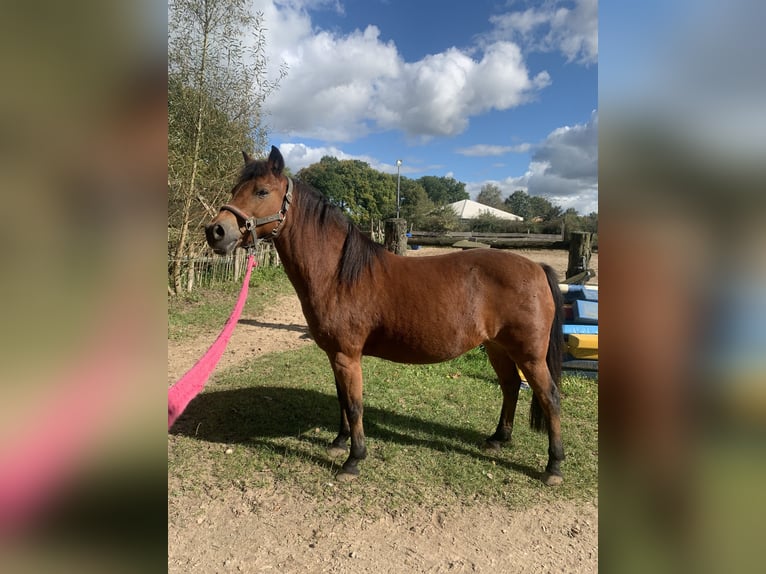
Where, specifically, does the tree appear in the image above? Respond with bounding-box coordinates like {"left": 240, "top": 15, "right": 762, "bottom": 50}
{"left": 528, "top": 195, "right": 563, "bottom": 221}
{"left": 476, "top": 183, "right": 504, "bottom": 210}
{"left": 560, "top": 209, "right": 598, "bottom": 238}
{"left": 417, "top": 175, "right": 469, "bottom": 205}
{"left": 297, "top": 157, "right": 396, "bottom": 226}
{"left": 398, "top": 178, "right": 434, "bottom": 227}
{"left": 504, "top": 190, "right": 531, "bottom": 220}
{"left": 168, "top": 0, "right": 286, "bottom": 293}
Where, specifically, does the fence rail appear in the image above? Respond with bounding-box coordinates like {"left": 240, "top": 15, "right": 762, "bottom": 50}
{"left": 168, "top": 242, "right": 279, "bottom": 292}
{"left": 409, "top": 230, "right": 562, "bottom": 240}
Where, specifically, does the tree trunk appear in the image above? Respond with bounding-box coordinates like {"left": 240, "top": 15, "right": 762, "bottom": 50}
{"left": 566, "top": 231, "right": 592, "bottom": 279}
{"left": 172, "top": 193, "right": 193, "bottom": 293}
{"left": 171, "top": 6, "right": 210, "bottom": 294}
{"left": 384, "top": 218, "right": 408, "bottom": 255}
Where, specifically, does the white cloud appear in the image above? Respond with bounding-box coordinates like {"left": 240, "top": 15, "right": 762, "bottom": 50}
{"left": 533, "top": 111, "right": 598, "bottom": 180}
{"left": 488, "top": 0, "right": 598, "bottom": 65}
{"left": 279, "top": 142, "right": 369, "bottom": 172}
{"left": 265, "top": 24, "right": 401, "bottom": 141}
{"left": 375, "top": 42, "right": 550, "bottom": 138}
{"left": 456, "top": 143, "right": 532, "bottom": 156}
{"left": 279, "top": 142, "right": 415, "bottom": 175}
{"left": 468, "top": 111, "right": 598, "bottom": 214}
{"left": 255, "top": 2, "right": 550, "bottom": 141}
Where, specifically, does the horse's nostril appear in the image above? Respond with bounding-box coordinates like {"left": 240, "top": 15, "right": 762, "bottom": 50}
{"left": 205, "top": 222, "right": 228, "bottom": 246}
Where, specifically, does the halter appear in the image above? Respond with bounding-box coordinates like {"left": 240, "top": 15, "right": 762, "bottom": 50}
{"left": 219, "top": 177, "right": 293, "bottom": 248}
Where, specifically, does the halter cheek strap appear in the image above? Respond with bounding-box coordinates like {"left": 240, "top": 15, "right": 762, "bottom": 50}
{"left": 219, "top": 177, "right": 293, "bottom": 244}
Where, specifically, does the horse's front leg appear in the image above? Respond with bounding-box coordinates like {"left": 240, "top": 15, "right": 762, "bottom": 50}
{"left": 327, "top": 376, "right": 351, "bottom": 458}
{"left": 328, "top": 352, "right": 366, "bottom": 481}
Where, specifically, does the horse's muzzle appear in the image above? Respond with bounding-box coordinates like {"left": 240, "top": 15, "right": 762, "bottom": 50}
{"left": 205, "top": 216, "right": 240, "bottom": 255}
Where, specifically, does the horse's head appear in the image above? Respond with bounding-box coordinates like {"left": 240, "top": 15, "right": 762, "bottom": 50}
{"left": 205, "top": 146, "right": 292, "bottom": 254}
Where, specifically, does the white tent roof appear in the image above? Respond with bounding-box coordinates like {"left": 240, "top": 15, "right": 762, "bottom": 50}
{"left": 448, "top": 199, "right": 523, "bottom": 221}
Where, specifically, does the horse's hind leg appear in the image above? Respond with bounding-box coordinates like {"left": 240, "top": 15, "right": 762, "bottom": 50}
{"left": 519, "top": 358, "right": 565, "bottom": 486}
{"left": 484, "top": 342, "right": 523, "bottom": 450}
{"left": 327, "top": 376, "right": 351, "bottom": 458}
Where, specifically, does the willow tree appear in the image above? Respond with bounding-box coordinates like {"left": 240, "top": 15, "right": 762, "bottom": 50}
{"left": 168, "top": 0, "right": 286, "bottom": 293}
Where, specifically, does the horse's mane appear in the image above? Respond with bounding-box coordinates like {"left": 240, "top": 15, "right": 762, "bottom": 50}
{"left": 292, "top": 179, "right": 387, "bottom": 286}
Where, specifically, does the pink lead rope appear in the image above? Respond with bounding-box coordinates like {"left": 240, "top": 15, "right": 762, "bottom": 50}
{"left": 168, "top": 254, "right": 256, "bottom": 429}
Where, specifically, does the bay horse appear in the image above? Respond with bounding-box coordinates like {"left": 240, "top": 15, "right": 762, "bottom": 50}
{"left": 205, "top": 146, "right": 565, "bottom": 485}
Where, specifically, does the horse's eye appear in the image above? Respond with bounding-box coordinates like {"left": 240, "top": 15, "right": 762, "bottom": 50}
{"left": 255, "top": 189, "right": 268, "bottom": 198}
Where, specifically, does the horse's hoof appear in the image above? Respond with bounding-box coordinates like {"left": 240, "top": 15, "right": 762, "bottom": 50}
{"left": 327, "top": 446, "right": 347, "bottom": 458}
{"left": 482, "top": 440, "right": 503, "bottom": 451}
{"left": 335, "top": 470, "right": 358, "bottom": 482}
{"left": 543, "top": 472, "right": 564, "bottom": 486}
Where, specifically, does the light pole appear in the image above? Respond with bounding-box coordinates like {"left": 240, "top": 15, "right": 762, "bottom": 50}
{"left": 396, "top": 159, "right": 402, "bottom": 219}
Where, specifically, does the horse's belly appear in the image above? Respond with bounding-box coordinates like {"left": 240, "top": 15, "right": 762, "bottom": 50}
{"left": 362, "top": 329, "right": 478, "bottom": 365}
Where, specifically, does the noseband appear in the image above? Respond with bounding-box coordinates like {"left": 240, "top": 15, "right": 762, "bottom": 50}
{"left": 219, "top": 177, "right": 293, "bottom": 247}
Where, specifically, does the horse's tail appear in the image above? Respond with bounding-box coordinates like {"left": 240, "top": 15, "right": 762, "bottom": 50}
{"left": 530, "top": 264, "right": 564, "bottom": 433}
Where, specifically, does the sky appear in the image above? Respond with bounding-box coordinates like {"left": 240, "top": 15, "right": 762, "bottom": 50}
{"left": 252, "top": 0, "right": 598, "bottom": 214}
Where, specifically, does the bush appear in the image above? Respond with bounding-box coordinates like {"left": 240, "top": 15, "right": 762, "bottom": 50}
{"left": 418, "top": 205, "right": 461, "bottom": 232}
{"left": 467, "top": 213, "right": 528, "bottom": 233}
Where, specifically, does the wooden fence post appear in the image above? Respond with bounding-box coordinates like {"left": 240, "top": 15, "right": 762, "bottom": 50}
{"left": 566, "top": 231, "right": 592, "bottom": 280}
{"left": 384, "top": 218, "right": 407, "bottom": 255}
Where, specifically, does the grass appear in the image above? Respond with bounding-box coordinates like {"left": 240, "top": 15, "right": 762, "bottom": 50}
{"left": 168, "top": 343, "right": 598, "bottom": 513}
{"left": 167, "top": 266, "right": 292, "bottom": 341}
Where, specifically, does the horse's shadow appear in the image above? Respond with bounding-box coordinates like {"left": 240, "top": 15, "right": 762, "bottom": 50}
{"left": 170, "top": 385, "right": 541, "bottom": 481}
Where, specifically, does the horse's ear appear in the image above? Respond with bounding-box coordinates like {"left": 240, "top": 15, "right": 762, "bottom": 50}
{"left": 242, "top": 150, "right": 253, "bottom": 165}
{"left": 267, "top": 145, "right": 284, "bottom": 175}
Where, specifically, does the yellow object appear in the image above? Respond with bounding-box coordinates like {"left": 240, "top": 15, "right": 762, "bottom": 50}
{"left": 567, "top": 334, "right": 598, "bottom": 350}
{"left": 569, "top": 347, "right": 599, "bottom": 360}
{"left": 567, "top": 334, "right": 598, "bottom": 359}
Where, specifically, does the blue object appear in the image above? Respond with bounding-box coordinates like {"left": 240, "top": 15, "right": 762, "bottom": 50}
{"left": 562, "top": 324, "right": 598, "bottom": 335}
{"left": 572, "top": 300, "right": 598, "bottom": 324}
{"left": 562, "top": 285, "right": 599, "bottom": 302}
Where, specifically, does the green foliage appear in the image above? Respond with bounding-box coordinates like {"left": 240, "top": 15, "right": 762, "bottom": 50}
{"left": 297, "top": 157, "right": 396, "bottom": 226}
{"left": 529, "top": 194, "right": 563, "bottom": 221}
{"left": 504, "top": 191, "right": 561, "bottom": 221}
{"left": 503, "top": 189, "right": 591, "bottom": 224}
{"left": 398, "top": 177, "right": 435, "bottom": 227}
{"left": 476, "top": 183, "right": 505, "bottom": 210}
{"left": 504, "top": 190, "right": 531, "bottom": 219}
{"left": 468, "top": 213, "right": 527, "bottom": 233}
{"left": 558, "top": 210, "right": 598, "bottom": 242}
{"left": 417, "top": 204, "right": 462, "bottom": 232}
{"left": 168, "top": 72, "right": 253, "bottom": 226}
{"left": 417, "top": 175, "right": 469, "bottom": 205}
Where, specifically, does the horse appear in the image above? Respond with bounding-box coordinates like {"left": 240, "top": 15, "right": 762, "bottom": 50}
{"left": 205, "top": 146, "right": 565, "bottom": 485}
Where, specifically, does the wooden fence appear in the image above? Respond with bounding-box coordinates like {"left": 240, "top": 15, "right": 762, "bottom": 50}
{"left": 407, "top": 230, "right": 567, "bottom": 249}
{"left": 168, "top": 242, "right": 279, "bottom": 292}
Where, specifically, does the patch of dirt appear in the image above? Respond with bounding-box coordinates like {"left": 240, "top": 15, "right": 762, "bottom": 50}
{"left": 168, "top": 247, "right": 598, "bottom": 572}
{"left": 168, "top": 487, "right": 597, "bottom": 574}
{"left": 167, "top": 293, "right": 313, "bottom": 383}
